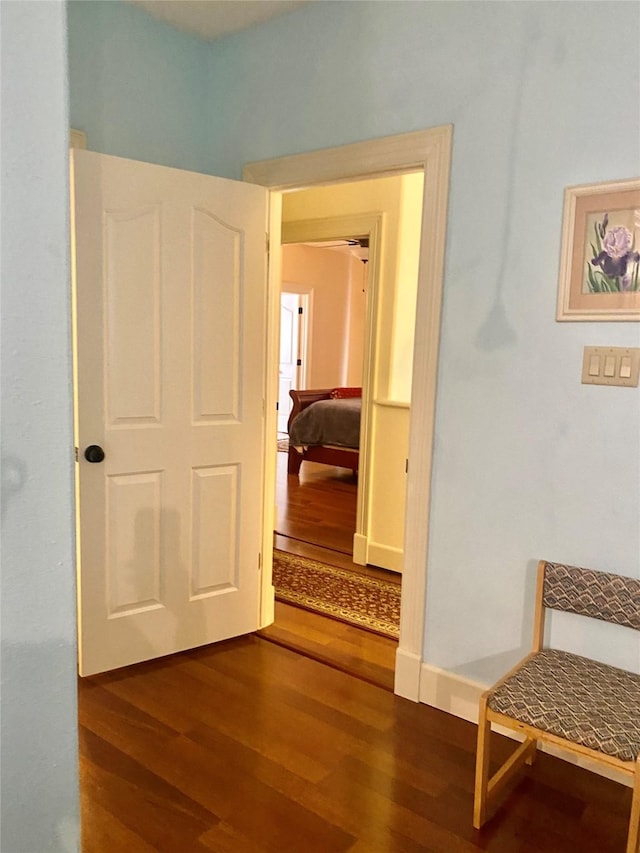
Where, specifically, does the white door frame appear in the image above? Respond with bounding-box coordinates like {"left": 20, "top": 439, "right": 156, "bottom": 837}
{"left": 279, "top": 286, "right": 311, "bottom": 391}
{"left": 245, "top": 126, "right": 453, "bottom": 700}
{"left": 277, "top": 290, "right": 309, "bottom": 432}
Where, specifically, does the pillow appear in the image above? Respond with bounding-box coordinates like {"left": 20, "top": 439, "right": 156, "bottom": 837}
{"left": 329, "top": 386, "right": 362, "bottom": 399}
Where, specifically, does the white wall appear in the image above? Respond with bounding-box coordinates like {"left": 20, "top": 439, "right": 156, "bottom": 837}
{"left": 1, "top": 2, "right": 80, "bottom": 850}
{"left": 281, "top": 244, "right": 364, "bottom": 388}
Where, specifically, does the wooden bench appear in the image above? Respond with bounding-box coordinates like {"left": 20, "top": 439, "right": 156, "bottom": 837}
{"left": 473, "top": 560, "right": 640, "bottom": 853}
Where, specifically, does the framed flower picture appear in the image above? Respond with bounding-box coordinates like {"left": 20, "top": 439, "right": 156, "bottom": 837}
{"left": 557, "top": 177, "right": 640, "bottom": 321}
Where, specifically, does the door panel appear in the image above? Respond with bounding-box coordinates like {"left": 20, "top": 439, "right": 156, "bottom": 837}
{"left": 190, "top": 464, "right": 238, "bottom": 595}
{"left": 107, "top": 471, "right": 163, "bottom": 615}
{"left": 72, "top": 150, "right": 269, "bottom": 676}
{"left": 192, "top": 209, "right": 241, "bottom": 420}
{"left": 105, "top": 204, "right": 161, "bottom": 425}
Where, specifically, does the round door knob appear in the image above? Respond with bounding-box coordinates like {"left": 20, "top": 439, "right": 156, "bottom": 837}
{"left": 84, "top": 445, "right": 105, "bottom": 464}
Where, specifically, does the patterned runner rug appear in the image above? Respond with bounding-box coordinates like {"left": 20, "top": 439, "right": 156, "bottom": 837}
{"left": 272, "top": 549, "right": 400, "bottom": 639}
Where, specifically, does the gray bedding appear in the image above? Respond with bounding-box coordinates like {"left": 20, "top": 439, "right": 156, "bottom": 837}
{"left": 289, "top": 397, "right": 361, "bottom": 448}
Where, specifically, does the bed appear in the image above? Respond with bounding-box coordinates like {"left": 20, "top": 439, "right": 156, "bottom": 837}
{"left": 287, "top": 387, "right": 361, "bottom": 475}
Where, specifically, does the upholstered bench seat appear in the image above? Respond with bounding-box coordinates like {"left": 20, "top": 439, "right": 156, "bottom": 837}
{"left": 488, "top": 647, "right": 640, "bottom": 762}
{"left": 474, "top": 562, "right": 640, "bottom": 851}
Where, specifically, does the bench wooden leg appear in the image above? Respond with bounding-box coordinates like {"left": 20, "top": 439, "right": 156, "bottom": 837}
{"left": 628, "top": 756, "right": 640, "bottom": 853}
{"left": 525, "top": 739, "right": 538, "bottom": 766}
{"left": 486, "top": 737, "right": 537, "bottom": 803}
{"left": 473, "top": 694, "right": 491, "bottom": 829}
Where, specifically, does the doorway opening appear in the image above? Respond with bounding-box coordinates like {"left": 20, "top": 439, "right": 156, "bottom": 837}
{"left": 264, "top": 172, "right": 425, "bottom": 686}
{"left": 278, "top": 289, "right": 310, "bottom": 436}
{"left": 249, "top": 127, "right": 452, "bottom": 700}
{"left": 276, "top": 237, "right": 366, "bottom": 557}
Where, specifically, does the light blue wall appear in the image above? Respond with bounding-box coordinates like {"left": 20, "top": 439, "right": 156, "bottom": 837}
{"left": 67, "top": 0, "right": 640, "bottom": 685}
{"left": 2, "top": 2, "right": 80, "bottom": 849}
{"left": 68, "top": 0, "right": 209, "bottom": 173}
{"left": 206, "top": 0, "right": 640, "bottom": 681}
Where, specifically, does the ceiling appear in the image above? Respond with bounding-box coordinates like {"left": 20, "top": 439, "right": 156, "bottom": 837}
{"left": 128, "top": 0, "right": 312, "bottom": 41}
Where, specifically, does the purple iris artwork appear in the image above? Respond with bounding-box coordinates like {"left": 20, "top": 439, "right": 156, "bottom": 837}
{"left": 588, "top": 212, "right": 640, "bottom": 292}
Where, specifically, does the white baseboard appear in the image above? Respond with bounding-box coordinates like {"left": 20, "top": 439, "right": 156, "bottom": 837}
{"left": 259, "top": 584, "right": 275, "bottom": 628}
{"left": 367, "top": 541, "right": 403, "bottom": 573}
{"left": 419, "top": 662, "right": 485, "bottom": 722}
{"left": 394, "top": 647, "right": 422, "bottom": 701}
{"left": 352, "top": 533, "right": 403, "bottom": 573}
{"left": 419, "top": 662, "right": 631, "bottom": 787}
{"left": 352, "top": 533, "right": 367, "bottom": 565}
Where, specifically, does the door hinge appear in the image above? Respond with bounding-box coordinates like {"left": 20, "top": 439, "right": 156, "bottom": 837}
{"left": 75, "top": 446, "right": 79, "bottom": 462}
{"left": 266, "top": 232, "right": 270, "bottom": 255}
{"left": 298, "top": 306, "right": 303, "bottom": 314}
{"left": 258, "top": 552, "right": 262, "bottom": 571}
{"left": 296, "top": 359, "right": 302, "bottom": 366}
{"left": 405, "top": 458, "right": 409, "bottom": 474}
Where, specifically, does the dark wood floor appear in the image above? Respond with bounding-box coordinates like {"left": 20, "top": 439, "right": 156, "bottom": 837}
{"left": 79, "top": 634, "right": 632, "bottom": 852}
{"left": 269, "top": 450, "right": 399, "bottom": 689}
{"left": 260, "top": 596, "right": 397, "bottom": 693}
{"left": 78, "top": 452, "right": 633, "bottom": 850}
{"left": 274, "top": 449, "right": 358, "bottom": 555}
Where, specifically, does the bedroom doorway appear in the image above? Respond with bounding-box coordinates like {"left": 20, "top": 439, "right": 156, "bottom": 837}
{"left": 268, "top": 174, "right": 423, "bottom": 682}
{"left": 278, "top": 290, "right": 310, "bottom": 435}
{"left": 248, "top": 126, "right": 452, "bottom": 700}
{"left": 270, "top": 232, "right": 397, "bottom": 688}
{"left": 274, "top": 172, "right": 423, "bottom": 579}
{"left": 275, "top": 237, "right": 366, "bottom": 559}
{"left": 275, "top": 238, "right": 366, "bottom": 558}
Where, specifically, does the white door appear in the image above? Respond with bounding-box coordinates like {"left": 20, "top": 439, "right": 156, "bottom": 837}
{"left": 72, "top": 150, "right": 269, "bottom": 676}
{"left": 277, "top": 292, "right": 303, "bottom": 432}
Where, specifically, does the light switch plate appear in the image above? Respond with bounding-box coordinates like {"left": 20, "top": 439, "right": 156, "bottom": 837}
{"left": 581, "top": 346, "right": 640, "bottom": 387}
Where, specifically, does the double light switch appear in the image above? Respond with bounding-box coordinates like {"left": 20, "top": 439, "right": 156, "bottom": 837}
{"left": 582, "top": 346, "right": 640, "bottom": 387}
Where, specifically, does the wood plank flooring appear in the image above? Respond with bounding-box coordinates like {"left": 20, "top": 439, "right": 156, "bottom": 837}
{"left": 79, "top": 634, "right": 632, "bottom": 852}
{"left": 274, "top": 450, "right": 358, "bottom": 555}
{"left": 79, "top": 450, "right": 632, "bottom": 850}
{"left": 260, "top": 598, "right": 397, "bottom": 692}
{"left": 269, "top": 450, "right": 399, "bottom": 689}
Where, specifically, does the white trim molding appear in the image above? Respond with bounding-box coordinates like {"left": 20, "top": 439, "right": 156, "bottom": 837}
{"left": 419, "top": 663, "right": 486, "bottom": 721}
{"left": 70, "top": 128, "right": 87, "bottom": 150}
{"left": 394, "top": 649, "right": 424, "bottom": 702}
{"left": 353, "top": 534, "right": 404, "bottom": 575}
{"left": 244, "top": 129, "right": 445, "bottom": 189}
{"left": 367, "top": 542, "right": 403, "bottom": 574}
{"left": 245, "top": 126, "right": 454, "bottom": 701}
{"left": 352, "top": 533, "right": 367, "bottom": 566}
{"left": 259, "top": 191, "right": 282, "bottom": 628}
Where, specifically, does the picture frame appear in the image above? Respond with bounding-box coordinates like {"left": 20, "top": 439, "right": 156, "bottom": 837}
{"left": 556, "top": 177, "right": 640, "bottom": 321}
